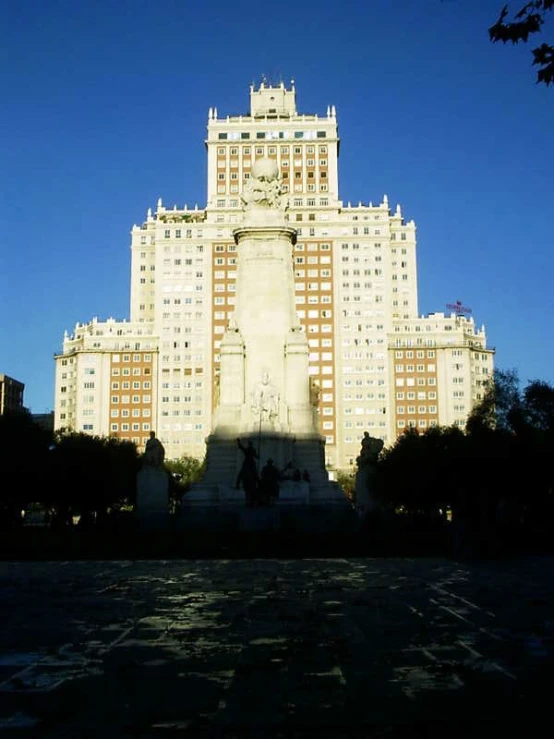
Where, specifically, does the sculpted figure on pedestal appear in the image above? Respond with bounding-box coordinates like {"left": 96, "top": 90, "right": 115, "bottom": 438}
{"left": 251, "top": 371, "right": 280, "bottom": 426}
{"left": 356, "top": 431, "right": 384, "bottom": 469}
{"left": 143, "top": 431, "right": 165, "bottom": 469}
{"left": 355, "top": 432, "right": 384, "bottom": 519}
{"left": 241, "top": 158, "right": 287, "bottom": 212}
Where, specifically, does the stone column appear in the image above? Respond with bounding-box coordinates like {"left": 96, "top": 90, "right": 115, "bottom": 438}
{"left": 285, "top": 327, "right": 314, "bottom": 433}
{"left": 215, "top": 326, "right": 245, "bottom": 433}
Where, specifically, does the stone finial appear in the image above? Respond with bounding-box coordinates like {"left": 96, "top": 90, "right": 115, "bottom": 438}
{"left": 157, "top": 197, "right": 163, "bottom": 208}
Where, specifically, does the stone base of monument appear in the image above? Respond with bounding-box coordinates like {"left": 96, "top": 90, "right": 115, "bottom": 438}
{"left": 238, "top": 507, "right": 281, "bottom": 532}
{"left": 135, "top": 467, "right": 170, "bottom": 530}
{"left": 178, "top": 427, "right": 356, "bottom": 535}
{"left": 177, "top": 479, "right": 356, "bottom": 534}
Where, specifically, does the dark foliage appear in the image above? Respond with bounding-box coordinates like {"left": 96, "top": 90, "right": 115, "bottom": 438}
{"left": 45, "top": 430, "right": 140, "bottom": 526}
{"left": 165, "top": 454, "right": 206, "bottom": 511}
{"left": 335, "top": 469, "right": 356, "bottom": 505}
{"left": 0, "top": 410, "right": 53, "bottom": 526}
{"left": 369, "top": 371, "right": 554, "bottom": 554}
{"left": 489, "top": 1, "right": 554, "bottom": 85}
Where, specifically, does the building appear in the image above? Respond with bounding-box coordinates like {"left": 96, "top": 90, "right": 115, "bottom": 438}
{"left": 54, "top": 82, "right": 495, "bottom": 470}
{"left": 0, "top": 374, "right": 25, "bottom": 415}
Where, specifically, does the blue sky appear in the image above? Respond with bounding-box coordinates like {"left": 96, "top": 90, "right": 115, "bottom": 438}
{"left": 1, "top": 0, "right": 553, "bottom": 413}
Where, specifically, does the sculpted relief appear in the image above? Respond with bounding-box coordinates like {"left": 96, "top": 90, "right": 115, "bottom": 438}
{"left": 251, "top": 371, "right": 280, "bottom": 427}
{"left": 241, "top": 158, "right": 288, "bottom": 212}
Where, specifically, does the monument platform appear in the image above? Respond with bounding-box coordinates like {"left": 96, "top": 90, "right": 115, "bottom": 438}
{"left": 178, "top": 479, "right": 356, "bottom": 534}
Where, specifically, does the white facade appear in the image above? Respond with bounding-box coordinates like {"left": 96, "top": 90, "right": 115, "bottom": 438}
{"left": 54, "top": 83, "right": 495, "bottom": 469}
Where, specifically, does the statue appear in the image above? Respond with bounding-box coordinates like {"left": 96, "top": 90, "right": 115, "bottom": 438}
{"left": 356, "top": 431, "right": 384, "bottom": 468}
{"left": 143, "top": 431, "right": 165, "bottom": 469}
{"left": 213, "top": 372, "right": 220, "bottom": 408}
{"left": 310, "top": 378, "right": 320, "bottom": 408}
{"left": 251, "top": 371, "right": 279, "bottom": 426}
{"left": 136, "top": 431, "right": 169, "bottom": 527}
{"left": 355, "top": 432, "right": 384, "bottom": 519}
{"left": 241, "top": 158, "right": 287, "bottom": 212}
{"left": 227, "top": 315, "right": 239, "bottom": 332}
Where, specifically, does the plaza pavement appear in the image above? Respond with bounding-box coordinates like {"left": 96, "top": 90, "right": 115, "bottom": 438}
{"left": 0, "top": 556, "right": 553, "bottom": 737}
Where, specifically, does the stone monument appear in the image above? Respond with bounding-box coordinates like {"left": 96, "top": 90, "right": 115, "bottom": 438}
{"left": 181, "top": 158, "right": 354, "bottom": 532}
{"left": 354, "top": 431, "right": 384, "bottom": 519}
{"left": 136, "top": 432, "right": 170, "bottom": 529}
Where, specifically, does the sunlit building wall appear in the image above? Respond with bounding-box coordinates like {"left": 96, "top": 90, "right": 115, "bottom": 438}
{"left": 53, "top": 83, "right": 495, "bottom": 468}
{"left": 0, "top": 374, "right": 25, "bottom": 415}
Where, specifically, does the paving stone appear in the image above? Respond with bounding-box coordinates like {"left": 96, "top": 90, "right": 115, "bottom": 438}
{"left": 0, "top": 556, "right": 553, "bottom": 736}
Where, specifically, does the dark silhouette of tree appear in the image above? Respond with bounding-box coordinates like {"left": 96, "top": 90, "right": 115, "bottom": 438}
{"left": 465, "top": 371, "right": 554, "bottom": 542}
{"left": 489, "top": 1, "right": 554, "bottom": 85}
{"left": 466, "top": 368, "right": 521, "bottom": 435}
{"left": 521, "top": 379, "right": 554, "bottom": 432}
{"left": 46, "top": 431, "right": 139, "bottom": 527}
{"left": 0, "top": 410, "right": 53, "bottom": 526}
{"left": 375, "top": 425, "right": 468, "bottom": 516}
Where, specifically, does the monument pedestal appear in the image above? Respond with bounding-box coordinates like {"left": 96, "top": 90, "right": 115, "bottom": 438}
{"left": 178, "top": 157, "right": 356, "bottom": 537}
{"left": 136, "top": 466, "right": 170, "bottom": 530}
{"left": 239, "top": 507, "right": 281, "bottom": 532}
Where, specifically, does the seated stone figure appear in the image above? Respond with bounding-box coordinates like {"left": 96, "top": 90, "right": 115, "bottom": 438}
{"left": 143, "top": 431, "right": 165, "bottom": 469}
{"left": 356, "top": 431, "right": 383, "bottom": 469}
{"left": 251, "top": 371, "right": 279, "bottom": 426}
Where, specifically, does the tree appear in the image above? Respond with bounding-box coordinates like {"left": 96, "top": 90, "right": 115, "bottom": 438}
{"left": 0, "top": 410, "right": 53, "bottom": 526}
{"left": 165, "top": 455, "right": 205, "bottom": 488}
{"left": 467, "top": 372, "right": 554, "bottom": 511}
{"left": 335, "top": 469, "right": 356, "bottom": 505}
{"left": 46, "top": 431, "right": 140, "bottom": 526}
{"left": 375, "top": 425, "right": 468, "bottom": 515}
{"left": 489, "top": 1, "right": 554, "bottom": 85}
{"left": 466, "top": 368, "right": 521, "bottom": 435}
{"left": 165, "top": 454, "right": 206, "bottom": 510}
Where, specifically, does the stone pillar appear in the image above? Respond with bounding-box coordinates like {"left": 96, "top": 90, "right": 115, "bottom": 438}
{"left": 215, "top": 327, "right": 245, "bottom": 432}
{"left": 233, "top": 224, "right": 298, "bottom": 432}
{"left": 285, "top": 327, "right": 314, "bottom": 432}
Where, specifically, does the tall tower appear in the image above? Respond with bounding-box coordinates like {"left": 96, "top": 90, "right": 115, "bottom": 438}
{"left": 206, "top": 82, "right": 339, "bottom": 205}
